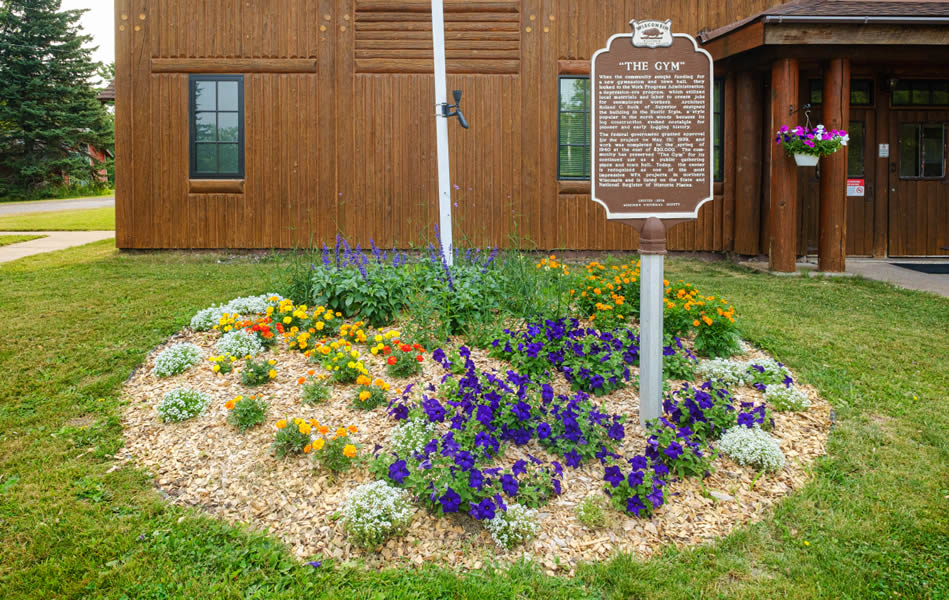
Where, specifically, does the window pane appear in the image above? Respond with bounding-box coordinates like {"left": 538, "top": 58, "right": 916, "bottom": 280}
{"left": 195, "top": 112, "right": 216, "bottom": 142}
{"left": 218, "top": 112, "right": 239, "bottom": 142}
{"left": 932, "top": 82, "right": 949, "bottom": 105}
{"left": 218, "top": 144, "right": 240, "bottom": 174}
{"left": 559, "top": 146, "right": 587, "bottom": 179}
{"left": 899, "top": 124, "right": 920, "bottom": 178}
{"left": 848, "top": 121, "right": 865, "bottom": 177}
{"left": 922, "top": 125, "right": 945, "bottom": 178}
{"left": 560, "top": 78, "right": 587, "bottom": 111}
{"left": 195, "top": 143, "right": 217, "bottom": 173}
{"left": 194, "top": 81, "right": 216, "bottom": 111}
{"left": 851, "top": 80, "right": 873, "bottom": 106}
{"left": 912, "top": 85, "right": 930, "bottom": 105}
{"left": 893, "top": 87, "right": 910, "bottom": 106}
{"left": 809, "top": 79, "right": 822, "bottom": 105}
{"left": 218, "top": 81, "right": 239, "bottom": 111}
{"left": 560, "top": 112, "right": 587, "bottom": 146}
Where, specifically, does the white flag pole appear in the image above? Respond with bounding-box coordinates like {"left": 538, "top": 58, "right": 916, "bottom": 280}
{"left": 431, "top": 0, "right": 454, "bottom": 266}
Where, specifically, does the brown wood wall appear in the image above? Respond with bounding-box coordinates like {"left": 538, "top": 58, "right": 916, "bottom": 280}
{"left": 115, "top": 0, "right": 791, "bottom": 250}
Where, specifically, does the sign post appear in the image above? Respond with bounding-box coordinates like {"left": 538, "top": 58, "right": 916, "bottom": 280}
{"left": 591, "top": 20, "right": 713, "bottom": 428}
{"left": 431, "top": 0, "right": 453, "bottom": 266}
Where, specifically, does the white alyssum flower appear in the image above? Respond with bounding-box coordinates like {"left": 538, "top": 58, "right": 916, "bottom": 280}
{"left": 190, "top": 294, "right": 285, "bottom": 331}
{"left": 215, "top": 329, "right": 264, "bottom": 358}
{"left": 152, "top": 343, "right": 204, "bottom": 377}
{"left": 389, "top": 418, "right": 437, "bottom": 458}
{"left": 484, "top": 503, "right": 539, "bottom": 550}
{"left": 696, "top": 358, "right": 748, "bottom": 386}
{"left": 158, "top": 388, "right": 211, "bottom": 423}
{"left": 764, "top": 383, "right": 811, "bottom": 412}
{"left": 341, "top": 480, "right": 415, "bottom": 549}
{"left": 718, "top": 425, "right": 785, "bottom": 472}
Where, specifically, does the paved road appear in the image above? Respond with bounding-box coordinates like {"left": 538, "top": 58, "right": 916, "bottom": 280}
{"left": 0, "top": 196, "right": 114, "bottom": 215}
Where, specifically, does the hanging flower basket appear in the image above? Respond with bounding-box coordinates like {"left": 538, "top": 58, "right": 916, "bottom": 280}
{"left": 793, "top": 153, "right": 820, "bottom": 167}
{"left": 775, "top": 125, "right": 849, "bottom": 167}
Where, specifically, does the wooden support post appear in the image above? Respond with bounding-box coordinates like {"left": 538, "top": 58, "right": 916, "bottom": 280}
{"left": 819, "top": 58, "right": 851, "bottom": 272}
{"left": 768, "top": 58, "right": 799, "bottom": 273}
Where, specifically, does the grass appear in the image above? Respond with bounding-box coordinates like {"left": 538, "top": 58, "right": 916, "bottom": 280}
{"left": 0, "top": 243, "right": 946, "bottom": 599}
{"left": 0, "top": 234, "right": 45, "bottom": 247}
{"left": 0, "top": 188, "right": 114, "bottom": 204}
{"left": 0, "top": 207, "right": 115, "bottom": 231}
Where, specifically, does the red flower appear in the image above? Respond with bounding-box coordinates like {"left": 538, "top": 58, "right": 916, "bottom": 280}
{"left": 400, "top": 344, "right": 411, "bottom": 353}
{"left": 383, "top": 345, "right": 391, "bottom": 353}
{"left": 412, "top": 344, "right": 422, "bottom": 351}
{"left": 252, "top": 324, "right": 260, "bottom": 332}
{"left": 415, "top": 355, "right": 423, "bottom": 362}
{"left": 387, "top": 356, "right": 397, "bottom": 366}
{"left": 276, "top": 323, "right": 285, "bottom": 333}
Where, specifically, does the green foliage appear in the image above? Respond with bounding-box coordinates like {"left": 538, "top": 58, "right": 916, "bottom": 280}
{"left": 0, "top": 0, "right": 114, "bottom": 198}
{"left": 240, "top": 357, "right": 276, "bottom": 387}
{"left": 576, "top": 496, "right": 609, "bottom": 529}
{"left": 385, "top": 341, "right": 424, "bottom": 378}
{"left": 271, "top": 419, "right": 310, "bottom": 459}
{"left": 226, "top": 395, "right": 267, "bottom": 434}
{"left": 353, "top": 384, "right": 387, "bottom": 410}
{"left": 299, "top": 376, "right": 330, "bottom": 405}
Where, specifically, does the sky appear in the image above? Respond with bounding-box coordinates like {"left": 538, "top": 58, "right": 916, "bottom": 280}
{"left": 60, "top": 0, "right": 114, "bottom": 74}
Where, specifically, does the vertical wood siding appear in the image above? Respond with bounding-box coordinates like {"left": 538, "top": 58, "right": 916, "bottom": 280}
{"left": 116, "top": 0, "right": 793, "bottom": 250}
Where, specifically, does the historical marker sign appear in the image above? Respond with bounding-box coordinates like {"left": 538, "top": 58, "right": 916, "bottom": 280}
{"left": 591, "top": 20, "right": 713, "bottom": 220}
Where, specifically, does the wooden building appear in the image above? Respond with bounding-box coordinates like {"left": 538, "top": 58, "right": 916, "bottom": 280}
{"left": 114, "top": 0, "right": 949, "bottom": 269}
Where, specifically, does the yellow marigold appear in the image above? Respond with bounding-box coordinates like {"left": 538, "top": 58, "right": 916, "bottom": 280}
{"left": 268, "top": 369, "right": 277, "bottom": 379}
{"left": 693, "top": 319, "right": 701, "bottom": 327}
{"left": 313, "top": 438, "right": 325, "bottom": 451}
{"left": 318, "top": 425, "right": 329, "bottom": 435}
{"left": 212, "top": 364, "right": 221, "bottom": 373}
{"left": 703, "top": 316, "right": 714, "bottom": 326}
{"left": 359, "top": 390, "right": 371, "bottom": 401}
{"left": 276, "top": 420, "right": 287, "bottom": 429}
{"left": 343, "top": 444, "right": 357, "bottom": 458}
{"left": 336, "top": 427, "right": 348, "bottom": 438}
{"left": 283, "top": 317, "right": 292, "bottom": 324}
{"left": 298, "top": 423, "right": 312, "bottom": 435}
{"left": 348, "top": 425, "right": 358, "bottom": 434}
{"left": 268, "top": 359, "right": 276, "bottom": 366}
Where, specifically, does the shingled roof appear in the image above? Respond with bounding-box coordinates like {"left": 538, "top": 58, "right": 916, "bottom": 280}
{"left": 700, "top": 0, "right": 949, "bottom": 43}
{"left": 97, "top": 80, "right": 115, "bottom": 102}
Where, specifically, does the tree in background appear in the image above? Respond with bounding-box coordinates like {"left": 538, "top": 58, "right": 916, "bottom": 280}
{"left": 0, "top": 0, "right": 114, "bottom": 199}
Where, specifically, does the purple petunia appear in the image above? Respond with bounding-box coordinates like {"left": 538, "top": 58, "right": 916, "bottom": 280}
{"left": 469, "top": 498, "right": 496, "bottom": 521}
{"left": 500, "top": 474, "right": 519, "bottom": 497}
{"left": 627, "top": 470, "right": 644, "bottom": 487}
{"left": 454, "top": 451, "right": 475, "bottom": 471}
{"left": 388, "top": 459, "right": 409, "bottom": 485}
{"left": 664, "top": 441, "right": 684, "bottom": 460}
{"left": 468, "top": 469, "right": 485, "bottom": 491}
{"left": 536, "top": 422, "right": 552, "bottom": 439}
{"left": 565, "top": 449, "right": 582, "bottom": 468}
{"left": 439, "top": 487, "right": 462, "bottom": 513}
{"left": 608, "top": 421, "right": 625, "bottom": 441}
{"left": 604, "top": 465, "right": 624, "bottom": 488}
{"left": 626, "top": 495, "right": 646, "bottom": 516}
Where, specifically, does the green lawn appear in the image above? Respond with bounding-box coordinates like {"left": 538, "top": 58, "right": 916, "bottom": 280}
{"left": 0, "top": 206, "right": 114, "bottom": 231}
{"left": 0, "top": 234, "right": 45, "bottom": 247}
{"left": 0, "top": 243, "right": 945, "bottom": 599}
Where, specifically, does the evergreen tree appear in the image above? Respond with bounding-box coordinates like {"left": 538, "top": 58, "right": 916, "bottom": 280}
{"left": 0, "top": 0, "right": 114, "bottom": 197}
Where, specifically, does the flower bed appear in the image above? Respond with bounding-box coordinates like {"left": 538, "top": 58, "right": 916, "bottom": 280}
{"left": 120, "top": 257, "right": 832, "bottom": 575}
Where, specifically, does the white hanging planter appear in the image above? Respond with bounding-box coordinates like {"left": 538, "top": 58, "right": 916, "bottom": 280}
{"left": 793, "top": 152, "right": 820, "bottom": 167}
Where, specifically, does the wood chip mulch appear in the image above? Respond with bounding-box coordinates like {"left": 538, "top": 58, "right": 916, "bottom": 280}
{"left": 117, "top": 330, "right": 831, "bottom": 577}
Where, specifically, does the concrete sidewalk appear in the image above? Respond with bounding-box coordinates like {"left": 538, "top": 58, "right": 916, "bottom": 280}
{"left": 741, "top": 257, "right": 949, "bottom": 298}
{"left": 0, "top": 197, "right": 114, "bottom": 215}
{"left": 0, "top": 231, "right": 115, "bottom": 264}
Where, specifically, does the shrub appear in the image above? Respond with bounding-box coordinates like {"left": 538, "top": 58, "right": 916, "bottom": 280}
{"left": 152, "top": 343, "right": 203, "bottom": 377}
{"left": 388, "top": 418, "right": 437, "bottom": 458}
{"left": 216, "top": 330, "right": 264, "bottom": 358}
{"left": 718, "top": 425, "right": 785, "bottom": 472}
{"left": 272, "top": 418, "right": 313, "bottom": 458}
{"left": 158, "top": 388, "right": 210, "bottom": 423}
{"left": 340, "top": 480, "right": 415, "bottom": 549}
{"left": 241, "top": 357, "right": 277, "bottom": 387}
{"left": 576, "top": 496, "right": 608, "bottom": 529}
{"left": 225, "top": 395, "right": 268, "bottom": 433}
{"left": 663, "top": 336, "right": 698, "bottom": 381}
{"left": 764, "top": 383, "right": 811, "bottom": 411}
{"left": 484, "top": 503, "right": 539, "bottom": 549}
{"left": 691, "top": 299, "right": 741, "bottom": 358}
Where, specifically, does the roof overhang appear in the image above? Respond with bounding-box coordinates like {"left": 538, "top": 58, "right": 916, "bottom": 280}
{"left": 701, "top": 16, "right": 949, "bottom": 62}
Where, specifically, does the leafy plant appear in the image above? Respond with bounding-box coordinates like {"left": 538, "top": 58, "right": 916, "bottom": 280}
{"left": 312, "top": 426, "right": 360, "bottom": 473}
{"left": 602, "top": 455, "right": 666, "bottom": 518}
{"left": 386, "top": 341, "right": 424, "bottom": 379}
{"left": 225, "top": 395, "right": 268, "bottom": 433}
{"left": 241, "top": 357, "right": 277, "bottom": 387}
{"left": 353, "top": 375, "right": 390, "bottom": 410}
{"left": 271, "top": 418, "right": 313, "bottom": 459}
{"left": 644, "top": 419, "right": 715, "bottom": 479}
{"left": 576, "top": 496, "right": 609, "bottom": 529}
{"left": 483, "top": 503, "right": 538, "bottom": 549}
{"left": 298, "top": 371, "right": 331, "bottom": 405}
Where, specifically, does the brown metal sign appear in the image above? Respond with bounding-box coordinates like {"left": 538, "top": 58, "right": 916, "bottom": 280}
{"left": 591, "top": 20, "right": 713, "bottom": 220}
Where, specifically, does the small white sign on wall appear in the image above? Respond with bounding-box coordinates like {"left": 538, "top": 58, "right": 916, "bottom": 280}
{"left": 879, "top": 144, "right": 890, "bottom": 158}
{"left": 847, "top": 178, "right": 865, "bottom": 197}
